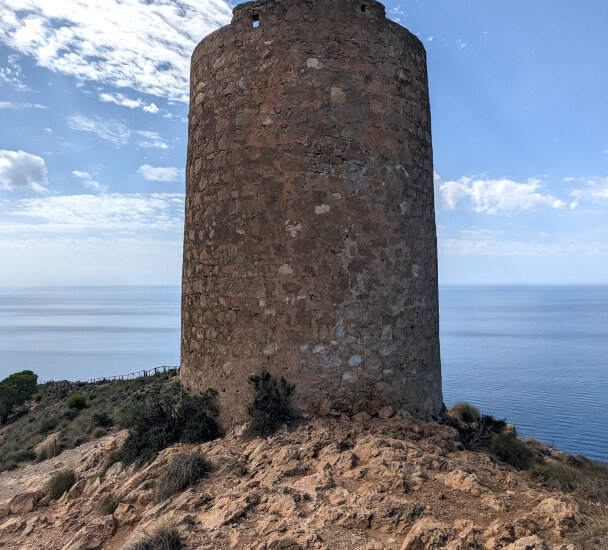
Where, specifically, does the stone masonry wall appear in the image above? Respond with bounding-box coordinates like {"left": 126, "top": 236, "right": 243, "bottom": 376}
{"left": 181, "top": 0, "right": 443, "bottom": 426}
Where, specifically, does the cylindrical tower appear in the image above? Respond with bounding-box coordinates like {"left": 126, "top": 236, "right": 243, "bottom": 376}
{"left": 181, "top": 0, "right": 443, "bottom": 426}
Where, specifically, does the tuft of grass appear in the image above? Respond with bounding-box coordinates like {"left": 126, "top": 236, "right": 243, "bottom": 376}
{"left": 98, "top": 493, "right": 120, "bottom": 515}
{"left": 450, "top": 413, "right": 507, "bottom": 451}
{"left": 37, "top": 442, "right": 56, "bottom": 462}
{"left": 46, "top": 468, "right": 76, "bottom": 500}
{"left": 66, "top": 393, "right": 87, "bottom": 410}
{"left": 567, "top": 503, "right": 608, "bottom": 550}
{"left": 116, "top": 381, "right": 220, "bottom": 465}
{"left": 450, "top": 402, "right": 481, "bottom": 424}
{"left": 127, "top": 524, "right": 182, "bottom": 550}
{"left": 155, "top": 450, "right": 212, "bottom": 502}
{"left": 246, "top": 370, "right": 295, "bottom": 438}
{"left": 530, "top": 455, "right": 608, "bottom": 502}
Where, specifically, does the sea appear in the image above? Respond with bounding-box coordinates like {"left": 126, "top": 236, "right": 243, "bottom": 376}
{"left": 0, "top": 285, "right": 606, "bottom": 463}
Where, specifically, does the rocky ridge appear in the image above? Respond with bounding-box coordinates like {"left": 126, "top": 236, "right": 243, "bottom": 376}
{"left": 0, "top": 414, "right": 596, "bottom": 549}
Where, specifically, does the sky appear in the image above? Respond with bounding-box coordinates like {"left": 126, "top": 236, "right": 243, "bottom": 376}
{"left": 0, "top": 0, "right": 607, "bottom": 286}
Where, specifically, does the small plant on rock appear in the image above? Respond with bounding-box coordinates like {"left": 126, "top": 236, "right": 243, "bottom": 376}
{"left": 155, "top": 450, "right": 212, "bottom": 502}
{"left": 99, "top": 493, "right": 120, "bottom": 515}
{"left": 246, "top": 370, "right": 295, "bottom": 437}
{"left": 92, "top": 411, "right": 114, "bottom": 428}
{"left": 46, "top": 468, "right": 76, "bottom": 499}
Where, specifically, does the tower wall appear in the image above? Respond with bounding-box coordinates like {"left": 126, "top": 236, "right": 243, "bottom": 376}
{"left": 181, "top": 0, "right": 443, "bottom": 426}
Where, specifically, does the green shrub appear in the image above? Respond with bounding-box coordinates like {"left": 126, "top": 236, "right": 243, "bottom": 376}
{"left": 0, "top": 370, "right": 38, "bottom": 423}
{"left": 451, "top": 413, "right": 507, "bottom": 450}
{"left": 490, "top": 431, "right": 534, "bottom": 470}
{"left": 13, "top": 448, "right": 36, "bottom": 463}
{"left": 127, "top": 524, "right": 182, "bottom": 550}
{"left": 450, "top": 402, "right": 481, "bottom": 424}
{"left": 116, "top": 382, "right": 220, "bottom": 464}
{"left": 32, "top": 393, "right": 43, "bottom": 403}
{"left": 155, "top": 450, "right": 212, "bottom": 502}
{"left": 99, "top": 493, "right": 120, "bottom": 515}
{"left": 66, "top": 394, "right": 87, "bottom": 410}
{"left": 246, "top": 370, "right": 295, "bottom": 437}
{"left": 46, "top": 469, "right": 76, "bottom": 499}
{"left": 92, "top": 412, "right": 114, "bottom": 428}
{"left": 64, "top": 409, "right": 80, "bottom": 420}
{"left": 39, "top": 417, "right": 58, "bottom": 434}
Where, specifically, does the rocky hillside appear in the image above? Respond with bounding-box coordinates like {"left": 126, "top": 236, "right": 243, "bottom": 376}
{"left": 1, "top": 412, "right": 605, "bottom": 550}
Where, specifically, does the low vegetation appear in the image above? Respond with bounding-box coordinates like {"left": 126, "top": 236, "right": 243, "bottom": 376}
{"left": 98, "top": 493, "right": 120, "bottom": 515}
{"left": 155, "top": 450, "right": 212, "bottom": 502}
{"left": 115, "top": 381, "right": 220, "bottom": 465}
{"left": 246, "top": 370, "right": 295, "bottom": 437}
{"left": 66, "top": 393, "right": 87, "bottom": 410}
{"left": 127, "top": 524, "right": 182, "bottom": 550}
{"left": 0, "top": 370, "right": 38, "bottom": 424}
{"left": 0, "top": 371, "right": 178, "bottom": 473}
{"left": 450, "top": 402, "right": 481, "bottom": 424}
{"left": 46, "top": 468, "right": 76, "bottom": 500}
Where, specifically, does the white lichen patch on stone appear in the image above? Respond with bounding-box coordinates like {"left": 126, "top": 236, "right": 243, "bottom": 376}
{"left": 263, "top": 342, "right": 278, "bottom": 355}
{"left": 312, "top": 344, "right": 326, "bottom": 354}
{"left": 315, "top": 204, "right": 330, "bottom": 214}
{"left": 330, "top": 86, "right": 346, "bottom": 103}
{"left": 278, "top": 264, "right": 294, "bottom": 275}
{"left": 306, "top": 58, "right": 324, "bottom": 69}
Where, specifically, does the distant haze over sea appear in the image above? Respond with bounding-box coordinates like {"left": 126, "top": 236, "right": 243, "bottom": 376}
{"left": 0, "top": 285, "right": 606, "bottom": 463}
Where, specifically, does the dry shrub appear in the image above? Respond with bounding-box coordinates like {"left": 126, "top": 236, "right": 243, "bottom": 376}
{"left": 450, "top": 402, "right": 481, "bottom": 424}
{"left": 155, "top": 450, "right": 212, "bottom": 502}
{"left": 127, "top": 524, "right": 182, "bottom": 550}
{"left": 46, "top": 468, "right": 76, "bottom": 500}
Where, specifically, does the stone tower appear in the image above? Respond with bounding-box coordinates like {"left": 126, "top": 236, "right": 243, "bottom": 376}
{"left": 181, "top": 0, "right": 443, "bottom": 426}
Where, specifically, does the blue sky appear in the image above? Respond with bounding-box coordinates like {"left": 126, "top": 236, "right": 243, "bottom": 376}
{"left": 0, "top": 0, "right": 607, "bottom": 286}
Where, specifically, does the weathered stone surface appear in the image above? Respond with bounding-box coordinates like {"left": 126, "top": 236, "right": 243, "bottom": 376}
{"left": 181, "top": 0, "right": 443, "bottom": 427}
{"left": 400, "top": 516, "right": 457, "bottom": 549}
{"left": 8, "top": 492, "right": 43, "bottom": 515}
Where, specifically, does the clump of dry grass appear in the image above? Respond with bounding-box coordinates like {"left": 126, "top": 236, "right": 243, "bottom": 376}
{"left": 449, "top": 402, "right": 481, "bottom": 424}
{"left": 46, "top": 468, "right": 76, "bottom": 500}
{"left": 127, "top": 524, "right": 182, "bottom": 550}
{"left": 155, "top": 450, "right": 212, "bottom": 502}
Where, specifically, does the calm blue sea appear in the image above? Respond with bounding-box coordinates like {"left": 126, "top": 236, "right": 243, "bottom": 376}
{"left": 0, "top": 285, "right": 606, "bottom": 462}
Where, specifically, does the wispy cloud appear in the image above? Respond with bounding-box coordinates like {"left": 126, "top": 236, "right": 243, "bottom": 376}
{"left": 435, "top": 172, "right": 566, "bottom": 213}
{"left": 0, "top": 0, "right": 232, "bottom": 102}
{"left": 99, "top": 92, "right": 159, "bottom": 114}
{"left": 440, "top": 236, "right": 606, "bottom": 257}
{"left": 139, "top": 165, "right": 182, "bottom": 182}
{"left": 135, "top": 130, "right": 170, "bottom": 149}
{"left": 0, "top": 150, "right": 48, "bottom": 193}
{"left": 72, "top": 170, "right": 106, "bottom": 192}
{"left": 0, "top": 101, "right": 46, "bottom": 109}
{"left": 570, "top": 176, "right": 608, "bottom": 203}
{"left": 68, "top": 114, "right": 130, "bottom": 147}
{"left": 0, "top": 56, "right": 31, "bottom": 90}
{"left": 4, "top": 192, "right": 183, "bottom": 234}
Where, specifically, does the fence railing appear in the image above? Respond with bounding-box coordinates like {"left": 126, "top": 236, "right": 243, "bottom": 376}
{"left": 86, "top": 365, "right": 179, "bottom": 384}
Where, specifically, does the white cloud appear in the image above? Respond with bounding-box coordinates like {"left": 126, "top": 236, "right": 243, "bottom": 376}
{"left": 99, "top": 92, "right": 160, "bottom": 114}
{"left": 0, "top": 0, "right": 233, "bottom": 102}
{"left": 5, "top": 192, "right": 183, "bottom": 234}
{"left": 435, "top": 173, "right": 566, "bottom": 213}
{"left": 68, "top": 114, "right": 130, "bottom": 146}
{"left": 143, "top": 102, "right": 159, "bottom": 114}
{"left": 440, "top": 237, "right": 605, "bottom": 257}
{"left": 139, "top": 165, "right": 182, "bottom": 182}
{"left": 135, "top": 130, "right": 170, "bottom": 149}
{"left": 0, "top": 150, "right": 48, "bottom": 192}
{"left": 72, "top": 170, "right": 106, "bottom": 192}
{"left": 571, "top": 177, "right": 608, "bottom": 203}
{"left": 0, "top": 101, "right": 46, "bottom": 109}
{"left": 0, "top": 57, "right": 31, "bottom": 90}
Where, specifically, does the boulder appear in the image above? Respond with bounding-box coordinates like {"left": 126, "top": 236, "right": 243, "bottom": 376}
{"left": 8, "top": 491, "right": 44, "bottom": 515}
{"left": 401, "top": 517, "right": 457, "bottom": 550}
{"left": 503, "top": 535, "right": 549, "bottom": 550}
{"left": 68, "top": 479, "right": 87, "bottom": 500}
